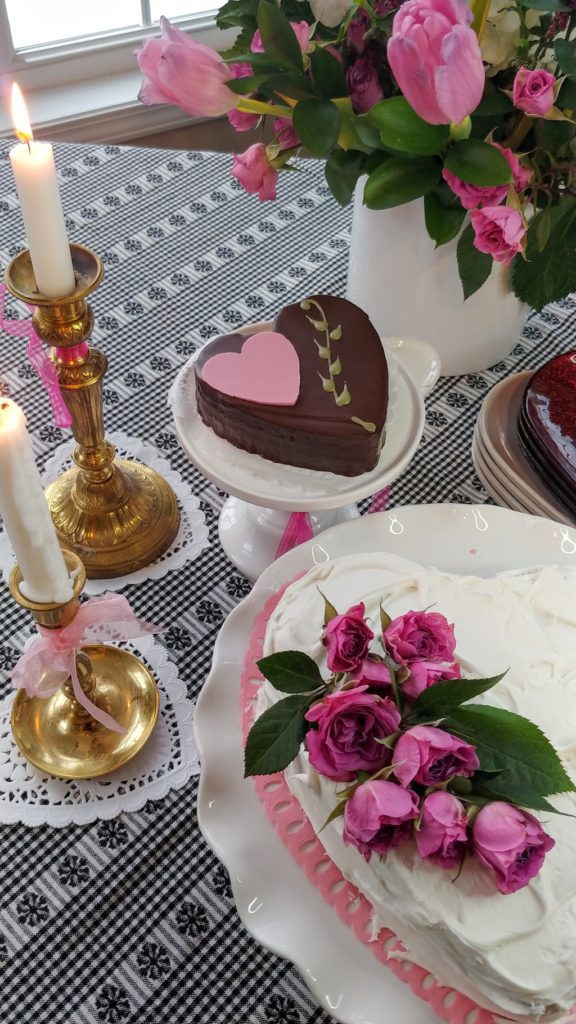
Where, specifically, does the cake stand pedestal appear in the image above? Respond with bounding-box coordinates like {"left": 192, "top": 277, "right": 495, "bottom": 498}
{"left": 172, "top": 334, "right": 440, "bottom": 581}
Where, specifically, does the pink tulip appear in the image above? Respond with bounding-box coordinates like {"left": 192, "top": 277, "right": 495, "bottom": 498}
{"left": 513, "top": 67, "right": 556, "bottom": 117}
{"left": 387, "top": 0, "right": 485, "bottom": 125}
{"left": 232, "top": 143, "right": 278, "bottom": 201}
{"left": 470, "top": 206, "right": 526, "bottom": 266}
{"left": 136, "top": 16, "right": 237, "bottom": 118}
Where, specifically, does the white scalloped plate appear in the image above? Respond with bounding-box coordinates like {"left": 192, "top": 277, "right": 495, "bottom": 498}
{"left": 195, "top": 504, "right": 576, "bottom": 1024}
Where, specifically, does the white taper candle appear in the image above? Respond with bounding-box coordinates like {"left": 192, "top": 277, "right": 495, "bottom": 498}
{"left": 0, "top": 398, "right": 74, "bottom": 603}
{"left": 9, "top": 84, "right": 75, "bottom": 299}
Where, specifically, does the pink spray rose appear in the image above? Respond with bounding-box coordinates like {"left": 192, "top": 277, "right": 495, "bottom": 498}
{"left": 513, "top": 67, "right": 556, "bottom": 117}
{"left": 231, "top": 143, "right": 278, "bottom": 201}
{"left": 403, "top": 659, "right": 461, "bottom": 702}
{"left": 274, "top": 117, "right": 299, "bottom": 151}
{"left": 416, "top": 791, "right": 469, "bottom": 869}
{"left": 442, "top": 144, "right": 531, "bottom": 209}
{"left": 346, "top": 53, "right": 385, "bottom": 113}
{"left": 227, "top": 63, "right": 259, "bottom": 132}
{"left": 252, "top": 20, "right": 312, "bottom": 56}
{"left": 384, "top": 610, "right": 456, "bottom": 665}
{"left": 393, "top": 725, "right": 479, "bottom": 787}
{"left": 350, "top": 657, "right": 392, "bottom": 690}
{"left": 343, "top": 779, "right": 420, "bottom": 860}
{"left": 136, "top": 16, "right": 237, "bottom": 118}
{"left": 470, "top": 206, "right": 526, "bottom": 266}
{"left": 387, "top": 0, "right": 485, "bottom": 125}
{"left": 472, "top": 802, "right": 555, "bottom": 894}
{"left": 305, "top": 687, "right": 401, "bottom": 781}
{"left": 324, "top": 603, "right": 374, "bottom": 673}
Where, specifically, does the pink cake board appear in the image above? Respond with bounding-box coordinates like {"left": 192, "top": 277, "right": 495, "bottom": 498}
{"left": 240, "top": 582, "right": 576, "bottom": 1024}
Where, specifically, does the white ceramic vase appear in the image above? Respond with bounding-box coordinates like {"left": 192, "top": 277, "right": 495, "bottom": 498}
{"left": 346, "top": 185, "right": 526, "bottom": 376}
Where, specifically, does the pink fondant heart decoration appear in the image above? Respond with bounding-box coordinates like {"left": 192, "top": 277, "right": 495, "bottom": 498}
{"left": 201, "top": 331, "right": 300, "bottom": 406}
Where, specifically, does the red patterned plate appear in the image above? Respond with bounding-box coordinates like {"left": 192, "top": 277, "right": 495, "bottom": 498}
{"left": 522, "top": 352, "right": 576, "bottom": 491}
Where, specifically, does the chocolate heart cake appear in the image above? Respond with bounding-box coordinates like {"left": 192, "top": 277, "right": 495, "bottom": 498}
{"left": 521, "top": 351, "right": 576, "bottom": 495}
{"left": 194, "top": 295, "right": 389, "bottom": 476}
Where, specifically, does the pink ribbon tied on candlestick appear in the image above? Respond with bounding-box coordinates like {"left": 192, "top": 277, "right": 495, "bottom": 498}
{"left": 0, "top": 283, "right": 72, "bottom": 429}
{"left": 11, "top": 593, "right": 163, "bottom": 733}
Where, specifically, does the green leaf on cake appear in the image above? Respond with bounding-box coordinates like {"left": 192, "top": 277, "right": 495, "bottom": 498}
{"left": 443, "top": 704, "right": 576, "bottom": 798}
{"left": 457, "top": 223, "right": 492, "bottom": 300}
{"left": 469, "top": 772, "right": 568, "bottom": 815}
{"left": 408, "top": 673, "right": 507, "bottom": 721}
{"left": 257, "top": 650, "right": 325, "bottom": 693}
{"left": 244, "top": 694, "right": 313, "bottom": 776}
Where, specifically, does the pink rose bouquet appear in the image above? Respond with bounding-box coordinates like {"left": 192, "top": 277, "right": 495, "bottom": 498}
{"left": 137, "top": 3, "right": 576, "bottom": 310}
{"left": 245, "top": 589, "right": 572, "bottom": 895}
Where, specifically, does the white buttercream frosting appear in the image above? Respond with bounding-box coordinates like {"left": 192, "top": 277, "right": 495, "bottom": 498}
{"left": 258, "top": 553, "right": 576, "bottom": 1021}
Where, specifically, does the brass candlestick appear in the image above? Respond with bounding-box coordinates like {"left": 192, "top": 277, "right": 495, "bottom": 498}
{"left": 4, "top": 244, "right": 180, "bottom": 578}
{"left": 9, "top": 550, "right": 159, "bottom": 779}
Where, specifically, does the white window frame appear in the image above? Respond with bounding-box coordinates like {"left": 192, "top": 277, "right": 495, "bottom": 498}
{"left": 0, "top": 3, "right": 234, "bottom": 141}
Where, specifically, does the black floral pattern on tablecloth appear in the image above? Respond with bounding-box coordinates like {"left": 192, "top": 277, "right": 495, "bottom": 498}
{"left": 426, "top": 410, "right": 448, "bottom": 428}
{"left": 264, "top": 994, "right": 301, "bottom": 1024}
{"left": 155, "top": 431, "right": 178, "bottom": 450}
{"left": 17, "top": 893, "right": 50, "bottom": 926}
{"left": 0, "top": 936, "right": 8, "bottom": 960}
{"left": 96, "top": 820, "right": 129, "bottom": 849}
{"left": 0, "top": 646, "right": 18, "bottom": 671}
{"left": 150, "top": 355, "right": 172, "bottom": 372}
{"left": 445, "top": 392, "right": 468, "bottom": 409}
{"left": 195, "top": 600, "right": 224, "bottom": 625}
{"left": 58, "top": 855, "right": 90, "bottom": 887}
{"left": 136, "top": 941, "right": 171, "bottom": 980}
{"left": 164, "top": 626, "right": 192, "bottom": 651}
{"left": 124, "top": 371, "right": 146, "bottom": 389}
{"left": 225, "top": 575, "right": 251, "bottom": 599}
{"left": 175, "top": 902, "right": 209, "bottom": 938}
{"left": 102, "top": 389, "right": 120, "bottom": 407}
{"left": 39, "top": 425, "right": 63, "bottom": 444}
{"left": 95, "top": 984, "right": 131, "bottom": 1023}
{"left": 211, "top": 864, "right": 233, "bottom": 900}
{"left": 464, "top": 374, "right": 489, "bottom": 391}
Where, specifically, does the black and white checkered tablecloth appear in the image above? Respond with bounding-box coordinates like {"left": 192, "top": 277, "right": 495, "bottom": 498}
{"left": 0, "top": 140, "right": 575, "bottom": 1024}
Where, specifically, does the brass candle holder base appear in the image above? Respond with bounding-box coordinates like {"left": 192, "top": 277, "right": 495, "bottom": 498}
{"left": 9, "top": 552, "right": 159, "bottom": 779}
{"left": 5, "top": 245, "right": 180, "bottom": 579}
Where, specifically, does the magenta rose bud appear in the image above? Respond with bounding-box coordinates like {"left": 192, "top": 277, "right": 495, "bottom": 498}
{"left": 231, "top": 143, "right": 278, "bottom": 201}
{"left": 513, "top": 67, "right": 556, "bottom": 117}
{"left": 403, "top": 660, "right": 461, "bottom": 702}
{"left": 472, "top": 802, "right": 555, "bottom": 894}
{"left": 350, "top": 657, "right": 393, "bottom": 690}
{"left": 416, "top": 791, "right": 469, "bottom": 869}
{"left": 387, "top": 0, "right": 484, "bottom": 125}
{"left": 227, "top": 63, "right": 259, "bottom": 132}
{"left": 470, "top": 206, "right": 526, "bottom": 266}
{"left": 324, "top": 602, "right": 374, "bottom": 673}
{"left": 305, "top": 687, "right": 401, "bottom": 781}
{"left": 343, "top": 779, "right": 420, "bottom": 860}
{"left": 393, "top": 725, "right": 479, "bottom": 787}
{"left": 346, "top": 10, "right": 371, "bottom": 54}
{"left": 136, "top": 16, "right": 238, "bottom": 118}
{"left": 273, "top": 117, "right": 299, "bottom": 150}
{"left": 384, "top": 610, "right": 456, "bottom": 665}
{"left": 346, "top": 55, "right": 385, "bottom": 113}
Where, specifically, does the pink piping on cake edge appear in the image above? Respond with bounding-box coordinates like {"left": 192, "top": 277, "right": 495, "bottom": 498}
{"left": 240, "top": 581, "right": 576, "bottom": 1024}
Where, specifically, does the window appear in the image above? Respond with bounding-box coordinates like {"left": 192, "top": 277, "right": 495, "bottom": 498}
{"left": 0, "top": 2, "right": 229, "bottom": 139}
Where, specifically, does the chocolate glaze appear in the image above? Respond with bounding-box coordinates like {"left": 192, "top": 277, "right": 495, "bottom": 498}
{"left": 522, "top": 352, "right": 576, "bottom": 494}
{"left": 194, "top": 295, "right": 389, "bottom": 476}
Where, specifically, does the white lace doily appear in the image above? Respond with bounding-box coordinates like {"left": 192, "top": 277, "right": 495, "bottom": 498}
{"left": 0, "top": 633, "right": 199, "bottom": 827}
{"left": 0, "top": 431, "right": 209, "bottom": 595}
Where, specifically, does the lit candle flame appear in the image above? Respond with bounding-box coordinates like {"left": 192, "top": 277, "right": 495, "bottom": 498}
{"left": 11, "top": 83, "right": 33, "bottom": 145}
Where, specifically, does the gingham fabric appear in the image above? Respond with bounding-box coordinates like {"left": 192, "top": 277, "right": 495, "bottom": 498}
{"left": 0, "top": 140, "right": 575, "bottom": 1024}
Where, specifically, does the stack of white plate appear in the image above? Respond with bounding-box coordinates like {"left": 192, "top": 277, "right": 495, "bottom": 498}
{"left": 472, "top": 370, "right": 576, "bottom": 525}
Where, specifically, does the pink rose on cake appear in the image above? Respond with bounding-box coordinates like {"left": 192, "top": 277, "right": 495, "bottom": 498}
{"left": 349, "top": 657, "right": 392, "bottom": 689}
{"left": 472, "top": 802, "right": 555, "bottom": 894}
{"left": 403, "top": 659, "right": 461, "bottom": 701}
{"left": 393, "top": 725, "right": 479, "bottom": 787}
{"left": 384, "top": 610, "right": 456, "bottom": 665}
{"left": 305, "top": 688, "right": 400, "bottom": 781}
{"left": 416, "top": 791, "right": 469, "bottom": 869}
{"left": 324, "top": 602, "right": 374, "bottom": 673}
{"left": 343, "top": 779, "right": 420, "bottom": 860}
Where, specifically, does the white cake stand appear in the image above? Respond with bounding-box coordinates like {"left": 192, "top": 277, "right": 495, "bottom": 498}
{"left": 171, "top": 332, "right": 440, "bottom": 580}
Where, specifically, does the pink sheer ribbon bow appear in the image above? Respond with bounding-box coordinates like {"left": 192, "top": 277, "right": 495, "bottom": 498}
{"left": 0, "top": 283, "right": 72, "bottom": 428}
{"left": 11, "top": 594, "right": 163, "bottom": 733}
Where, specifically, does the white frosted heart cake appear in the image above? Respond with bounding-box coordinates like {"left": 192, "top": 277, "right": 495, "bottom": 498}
{"left": 245, "top": 553, "right": 576, "bottom": 1022}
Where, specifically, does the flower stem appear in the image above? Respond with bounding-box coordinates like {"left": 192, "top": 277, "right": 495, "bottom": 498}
{"left": 237, "top": 97, "right": 292, "bottom": 118}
